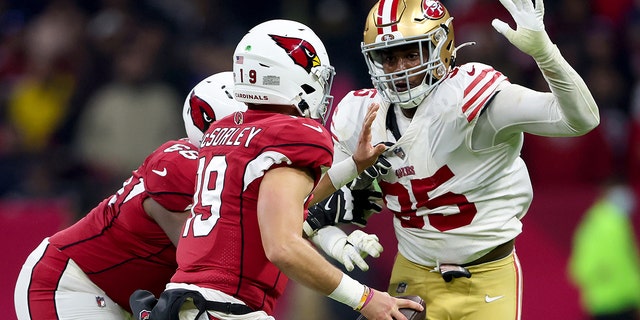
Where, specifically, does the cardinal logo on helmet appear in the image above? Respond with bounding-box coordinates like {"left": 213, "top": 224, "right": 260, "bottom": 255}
{"left": 188, "top": 91, "right": 216, "bottom": 133}
{"left": 139, "top": 310, "right": 151, "bottom": 320}
{"left": 422, "top": 0, "right": 445, "bottom": 20}
{"left": 270, "top": 34, "right": 321, "bottom": 73}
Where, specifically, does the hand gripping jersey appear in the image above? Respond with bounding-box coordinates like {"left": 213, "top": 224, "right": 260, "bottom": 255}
{"left": 172, "top": 109, "right": 333, "bottom": 314}
{"left": 48, "top": 139, "right": 198, "bottom": 311}
{"left": 331, "top": 63, "right": 533, "bottom": 266}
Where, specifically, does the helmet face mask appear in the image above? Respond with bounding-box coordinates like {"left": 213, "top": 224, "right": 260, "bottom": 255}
{"left": 182, "top": 72, "right": 247, "bottom": 147}
{"left": 362, "top": 0, "right": 455, "bottom": 108}
{"left": 233, "top": 19, "right": 335, "bottom": 124}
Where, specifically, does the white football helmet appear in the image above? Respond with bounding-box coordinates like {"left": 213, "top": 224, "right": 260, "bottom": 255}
{"left": 362, "top": 0, "right": 457, "bottom": 109}
{"left": 182, "top": 71, "right": 247, "bottom": 147}
{"left": 233, "top": 19, "right": 335, "bottom": 124}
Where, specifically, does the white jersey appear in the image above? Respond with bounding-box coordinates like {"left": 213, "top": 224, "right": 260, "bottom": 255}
{"left": 331, "top": 62, "right": 533, "bottom": 266}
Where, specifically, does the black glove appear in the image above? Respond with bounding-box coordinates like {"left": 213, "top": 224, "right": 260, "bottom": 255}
{"left": 347, "top": 154, "right": 392, "bottom": 190}
{"left": 304, "top": 186, "right": 382, "bottom": 236}
{"left": 130, "top": 289, "right": 158, "bottom": 320}
{"left": 349, "top": 189, "right": 383, "bottom": 226}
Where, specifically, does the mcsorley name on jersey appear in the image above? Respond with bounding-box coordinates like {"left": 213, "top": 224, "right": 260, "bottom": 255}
{"left": 201, "top": 126, "right": 262, "bottom": 148}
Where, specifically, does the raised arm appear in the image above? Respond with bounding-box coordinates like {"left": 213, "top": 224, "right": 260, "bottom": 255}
{"left": 477, "top": 0, "right": 600, "bottom": 145}
{"left": 310, "top": 103, "right": 386, "bottom": 204}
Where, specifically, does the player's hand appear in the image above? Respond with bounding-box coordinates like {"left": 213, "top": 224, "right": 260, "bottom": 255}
{"left": 359, "top": 290, "right": 424, "bottom": 320}
{"left": 347, "top": 189, "right": 383, "bottom": 227}
{"left": 338, "top": 229, "right": 382, "bottom": 272}
{"left": 304, "top": 186, "right": 382, "bottom": 235}
{"left": 491, "top": 0, "right": 553, "bottom": 60}
{"left": 347, "top": 230, "right": 383, "bottom": 261}
{"left": 352, "top": 103, "right": 387, "bottom": 173}
{"left": 348, "top": 153, "right": 392, "bottom": 190}
{"left": 309, "top": 226, "right": 382, "bottom": 271}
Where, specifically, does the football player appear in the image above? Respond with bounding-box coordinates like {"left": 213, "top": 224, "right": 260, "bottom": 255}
{"left": 305, "top": 0, "right": 600, "bottom": 319}
{"left": 149, "top": 19, "right": 423, "bottom": 320}
{"left": 13, "top": 72, "right": 246, "bottom": 320}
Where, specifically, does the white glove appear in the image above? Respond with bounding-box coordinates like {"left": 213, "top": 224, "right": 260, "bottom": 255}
{"left": 310, "top": 226, "right": 383, "bottom": 272}
{"left": 347, "top": 229, "right": 383, "bottom": 260}
{"left": 491, "top": 0, "right": 553, "bottom": 60}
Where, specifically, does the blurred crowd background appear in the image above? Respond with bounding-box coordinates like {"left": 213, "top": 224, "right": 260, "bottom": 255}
{"left": 1, "top": 0, "right": 639, "bottom": 319}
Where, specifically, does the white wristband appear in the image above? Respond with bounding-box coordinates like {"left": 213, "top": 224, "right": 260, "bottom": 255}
{"left": 327, "top": 156, "right": 358, "bottom": 190}
{"left": 328, "top": 273, "right": 366, "bottom": 309}
{"left": 309, "top": 225, "right": 347, "bottom": 258}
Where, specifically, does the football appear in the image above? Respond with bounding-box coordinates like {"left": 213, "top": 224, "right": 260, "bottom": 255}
{"left": 355, "top": 295, "right": 426, "bottom": 320}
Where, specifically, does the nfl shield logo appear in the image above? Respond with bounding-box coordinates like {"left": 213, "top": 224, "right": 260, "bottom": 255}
{"left": 393, "top": 147, "right": 406, "bottom": 159}
{"left": 95, "top": 296, "right": 106, "bottom": 308}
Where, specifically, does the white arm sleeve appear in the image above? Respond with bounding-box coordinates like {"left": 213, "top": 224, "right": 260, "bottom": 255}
{"left": 474, "top": 45, "right": 600, "bottom": 148}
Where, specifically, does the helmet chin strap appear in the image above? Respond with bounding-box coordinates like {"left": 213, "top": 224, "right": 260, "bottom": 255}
{"left": 397, "top": 95, "right": 426, "bottom": 109}
{"left": 297, "top": 100, "right": 310, "bottom": 117}
{"left": 395, "top": 79, "right": 432, "bottom": 109}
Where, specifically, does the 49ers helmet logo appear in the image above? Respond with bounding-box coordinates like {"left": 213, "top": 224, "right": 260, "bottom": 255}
{"left": 270, "top": 34, "right": 321, "bottom": 73}
{"left": 422, "top": 0, "right": 445, "bottom": 20}
{"left": 188, "top": 91, "right": 216, "bottom": 134}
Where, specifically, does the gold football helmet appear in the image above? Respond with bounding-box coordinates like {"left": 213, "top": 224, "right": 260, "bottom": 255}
{"left": 362, "top": 0, "right": 456, "bottom": 108}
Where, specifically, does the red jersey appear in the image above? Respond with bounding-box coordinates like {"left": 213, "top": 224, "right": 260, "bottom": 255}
{"left": 48, "top": 139, "right": 198, "bottom": 311}
{"left": 172, "top": 110, "right": 333, "bottom": 314}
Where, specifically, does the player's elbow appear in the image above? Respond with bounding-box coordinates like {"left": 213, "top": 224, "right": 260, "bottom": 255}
{"left": 572, "top": 112, "right": 600, "bottom": 136}
{"left": 586, "top": 110, "right": 600, "bottom": 131}
{"left": 263, "top": 242, "right": 283, "bottom": 263}
{"left": 263, "top": 236, "right": 298, "bottom": 267}
{"left": 564, "top": 104, "right": 600, "bottom": 136}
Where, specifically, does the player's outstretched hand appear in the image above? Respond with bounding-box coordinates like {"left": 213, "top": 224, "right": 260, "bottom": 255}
{"left": 352, "top": 103, "right": 387, "bottom": 173}
{"left": 347, "top": 230, "right": 383, "bottom": 260}
{"left": 491, "top": 0, "right": 553, "bottom": 60}
{"left": 358, "top": 289, "right": 424, "bottom": 320}
{"left": 309, "top": 226, "right": 382, "bottom": 272}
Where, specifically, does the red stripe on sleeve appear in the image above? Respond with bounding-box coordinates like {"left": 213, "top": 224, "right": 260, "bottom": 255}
{"left": 463, "top": 68, "right": 491, "bottom": 98}
{"left": 462, "top": 72, "right": 502, "bottom": 113}
{"left": 466, "top": 93, "right": 493, "bottom": 122}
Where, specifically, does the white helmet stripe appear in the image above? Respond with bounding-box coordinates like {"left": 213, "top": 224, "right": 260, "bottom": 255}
{"left": 376, "top": 0, "right": 399, "bottom": 34}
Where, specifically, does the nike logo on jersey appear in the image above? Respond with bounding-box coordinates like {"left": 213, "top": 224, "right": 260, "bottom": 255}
{"left": 152, "top": 168, "right": 168, "bottom": 176}
{"left": 485, "top": 295, "right": 504, "bottom": 303}
{"left": 467, "top": 66, "right": 476, "bottom": 76}
{"left": 302, "top": 123, "right": 323, "bottom": 133}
